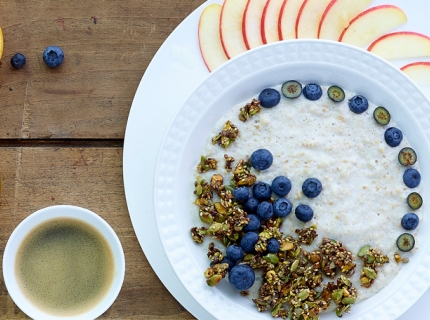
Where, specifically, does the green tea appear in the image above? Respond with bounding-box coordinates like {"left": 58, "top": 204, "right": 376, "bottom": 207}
{"left": 15, "top": 218, "right": 115, "bottom": 316}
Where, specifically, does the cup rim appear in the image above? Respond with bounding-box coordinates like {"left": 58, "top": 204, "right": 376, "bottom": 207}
{"left": 2, "top": 205, "right": 126, "bottom": 320}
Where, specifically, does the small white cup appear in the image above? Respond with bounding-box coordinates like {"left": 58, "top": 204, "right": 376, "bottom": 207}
{"left": 3, "top": 205, "right": 126, "bottom": 320}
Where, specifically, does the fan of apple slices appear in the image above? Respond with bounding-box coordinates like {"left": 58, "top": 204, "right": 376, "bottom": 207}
{"left": 198, "top": 0, "right": 430, "bottom": 86}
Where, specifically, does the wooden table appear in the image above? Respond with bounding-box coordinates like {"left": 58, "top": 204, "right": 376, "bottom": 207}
{"left": 0, "top": 0, "right": 205, "bottom": 318}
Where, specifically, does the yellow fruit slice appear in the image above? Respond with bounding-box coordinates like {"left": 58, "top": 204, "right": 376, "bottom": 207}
{"left": 0, "top": 27, "right": 3, "bottom": 59}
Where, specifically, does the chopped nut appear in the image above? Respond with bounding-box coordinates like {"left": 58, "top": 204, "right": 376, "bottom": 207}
{"left": 197, "top": 155, "right": 218, "bottom": 173}
{"left": 231, "top": 159, "right": 256, "bottom": 187}
{"left": 394, "top": 253, "right": 402, "bottom": 263}
{"left": 212, "top": 120, "right": 239, "bottom": 148}
{"left": 190, "top": 227, "right": 207, "bottom": 243}
{"left": 357, "top": 246, "right": 389, "bottom": 288}
{"left": 224, "top": 154, "right": 235, "bottom": 172}
{"left": 238, "top": 99, "right": 261, "bottom": 122}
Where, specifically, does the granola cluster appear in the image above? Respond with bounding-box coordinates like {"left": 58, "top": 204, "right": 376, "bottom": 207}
{"left": 357, "top": 245, "right": 389, "bottom": 288}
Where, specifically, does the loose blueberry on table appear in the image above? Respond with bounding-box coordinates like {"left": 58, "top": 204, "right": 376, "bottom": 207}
{"left": 10, "top": 53, "right": 26, "bottom": 69}
{"left": 42, "top": 46, "right": 64, "bottom": 67}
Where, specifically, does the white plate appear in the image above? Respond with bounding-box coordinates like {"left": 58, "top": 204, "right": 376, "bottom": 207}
{"left": 123, "top": 1, "right": 430, "bottom": 319}
{"left": 154, "top": 39, "right": 430, "bottom": 320}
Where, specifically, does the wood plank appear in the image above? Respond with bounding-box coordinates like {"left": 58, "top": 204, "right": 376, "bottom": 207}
{"left": 0, "top": 147, "right": 195, "bottom": 319}
{"left": 0, "top": 0, "right": 205, "bottom": 139}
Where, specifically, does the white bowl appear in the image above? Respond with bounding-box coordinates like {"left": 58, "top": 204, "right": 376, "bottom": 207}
{"left": 154, "top": 40, "right": 430, "bottom": 319}
{"left": 3, "top": 205, "right": 125, "bottom": 320}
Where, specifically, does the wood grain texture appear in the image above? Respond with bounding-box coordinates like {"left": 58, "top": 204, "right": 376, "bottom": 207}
{"left": 0, "top": 147, "right": 195, "bottom": 319}
{"left": 0, "top": 0, "right": 207, "bottom": 318}
{"left": 0, "top": 0, "right": 205, "bottom": 139}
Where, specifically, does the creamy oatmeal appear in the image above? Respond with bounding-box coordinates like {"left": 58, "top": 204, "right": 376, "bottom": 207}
{"left": 192, "top": 84, "right": 423, "bottom": 316}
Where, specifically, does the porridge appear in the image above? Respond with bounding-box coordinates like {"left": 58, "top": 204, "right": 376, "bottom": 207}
{"left": 190, "top": 82, "right": 423, "bottom": 318}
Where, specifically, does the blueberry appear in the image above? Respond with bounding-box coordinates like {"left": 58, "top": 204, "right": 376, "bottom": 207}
{"left": 42, "top": 46, "right": 64, "bottom": 67}
{"left": 258, "top": 88, "right": 280, "bottom": 108}
{"left": 302, "top": 178, "right": 322, "bottom": 198}
{"left": 252, "top": 182, "right": 272, "bottom": 201}
{"left": 228, "top": 264, "right": 255, "bottom": 291}
{"left": 243, "top": 197, "right": 260, "bottom": 214}
{"left": 256, "top": 201, "right": 274, "bottom": 220}
{"left": 240, "top": 232, "right": 259, "bottom": 253}
{"left": 384, "top": 127, "right": 403, "bottom": 147}
{"left": 396, "top": 233, "right": 415, "bottom": 252}
{"left": 303, "top": 83, "right": 322, "bottom": 100}
{"left": 401, "top": 213, "right": 419, "bottom": 230}
{"left": 226, "top": 245, "right": 245, "bottom": 262}
{"left": 403, "top": 168, "right": 421, "bottom": 188}
{"left": 273, "top": 198, "right": 293, "bottom": 218}
{"left": 250, "top": 149, "right": 273, "bottom": 171}
{"left": 220, "top": 257, "right": 236, "bottom": 272}
{"left": 266, "top": 238, "right": 280, "bottom": 253}
{"left": 243, "top": 214, "right": 261, "bottom": 232}
{"left": 348, "top": 95, "right": 369, "bottom": 114}
{"left": 10, "top": 53, "right": 26, "bottom": 69}
{"left": 295, "top": 204, "right": 314, "bottom": 222}
{"left": 271, "top": 176, "right": 291, "bottom": 197}
{"left": 233, "top": 186, "right": 250, "bottom": 203}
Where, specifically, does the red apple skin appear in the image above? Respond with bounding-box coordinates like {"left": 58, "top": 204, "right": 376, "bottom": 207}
{"left": 243, "top": 0, "right": 253, "bottom": 49}
{"left": 198, "top": 4, "right": 228, "bottom": 72}
{"left": 220, "top": 0, "right": 248, "bottom": 59}
{"left": 368, "top": 31, "right": 430, "bottom": 52}
{"left": 317, "top": 0, "right": 336, "bottom": 39}
{"left": 338, "top": 5, "right": 404, "bottom": 42}
{"left": 243, "top": 0, "right": 267, "bottom": 49}
{"left": 401, "top": 62, "right": 430, "bottom": 71}
{"left": 260, "top": 0, "right": 270, "bottom": 44}
{"left": 295, "top": 0, "right": 309, "bottom": 39}
{"left": 277, "top": 0, "right": 287, "bottom": 40}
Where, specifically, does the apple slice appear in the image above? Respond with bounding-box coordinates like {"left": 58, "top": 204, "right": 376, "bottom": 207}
{"left": 278, "top": 0, "right": 305, "bottom": 40}
{"left": 220, "top": 0, "right": 249, "bottom": 59}
{"left": 243, "top": 0, "right": 268, "bottom": 49}
{"left": 339, "top": 5, "right": 407, "bottom": 48}
{"left": 401, "top": 62, "right": 430, "bottom": 85}
{"left": 368, "top": 32, "right": 430, "bottom": 60}
{"left": 318, "top": 0, "right": 372, "bottom": 40}
{"left": 198, "top": 4, "right": 229, "bottom": 72}
{"left": 296, "top": 0, "right": 331, "bottom": 39}
{"left": 261, "top": 0, "right": 284, "bottom": 44}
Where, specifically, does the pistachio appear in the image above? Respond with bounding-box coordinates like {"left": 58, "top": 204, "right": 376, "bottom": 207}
{"left": 357, "top": 245, "right": 370, "bottom": 257}
{"left": 342, "top": 297, "right": 356, "bottom": 305}
{"left": 280, "top": 240, "right": 295, "bottom": 251}
{"left": 363, "top": 267, "right": 377, "bottom": 280}
{"left": 290, "top": 259, "right": 300, "bottom": 272}
{"left": 332, "top": 289, "right": 343, "bottom": 303}
{"left": 206, "top": 274, "right": 223, "bottom": 287}
{"left": 297, "top": 289, "right": 310, "bottom": 301}
{"left": 263, "top": 253, "right": 279, "bottom": 264}
{"left": 340, "top": 275, "right": 351, "bottom": 287}
{"left": 270, "top": 304, "right": 282, "bottom": 317}
{"left": 214, "top": 202, "right": 227, "bottom": 214}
